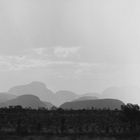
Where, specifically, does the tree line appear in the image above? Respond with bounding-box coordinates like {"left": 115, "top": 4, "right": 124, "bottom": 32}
{"left": 0, "top": 104, "right": 139, "bottom": 137}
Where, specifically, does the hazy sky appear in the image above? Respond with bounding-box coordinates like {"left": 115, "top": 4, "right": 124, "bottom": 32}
{"left": 0, "top": 0, "right": 140, "bottom": 94}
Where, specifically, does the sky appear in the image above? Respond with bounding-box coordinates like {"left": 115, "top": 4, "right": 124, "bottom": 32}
{"left": 0, "top": 0, "right": 140, "bottom": 96}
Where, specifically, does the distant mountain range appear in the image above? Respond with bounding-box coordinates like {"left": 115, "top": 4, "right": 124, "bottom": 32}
{"left": 0, "top": 81, "right": 138, "bottom": 109}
